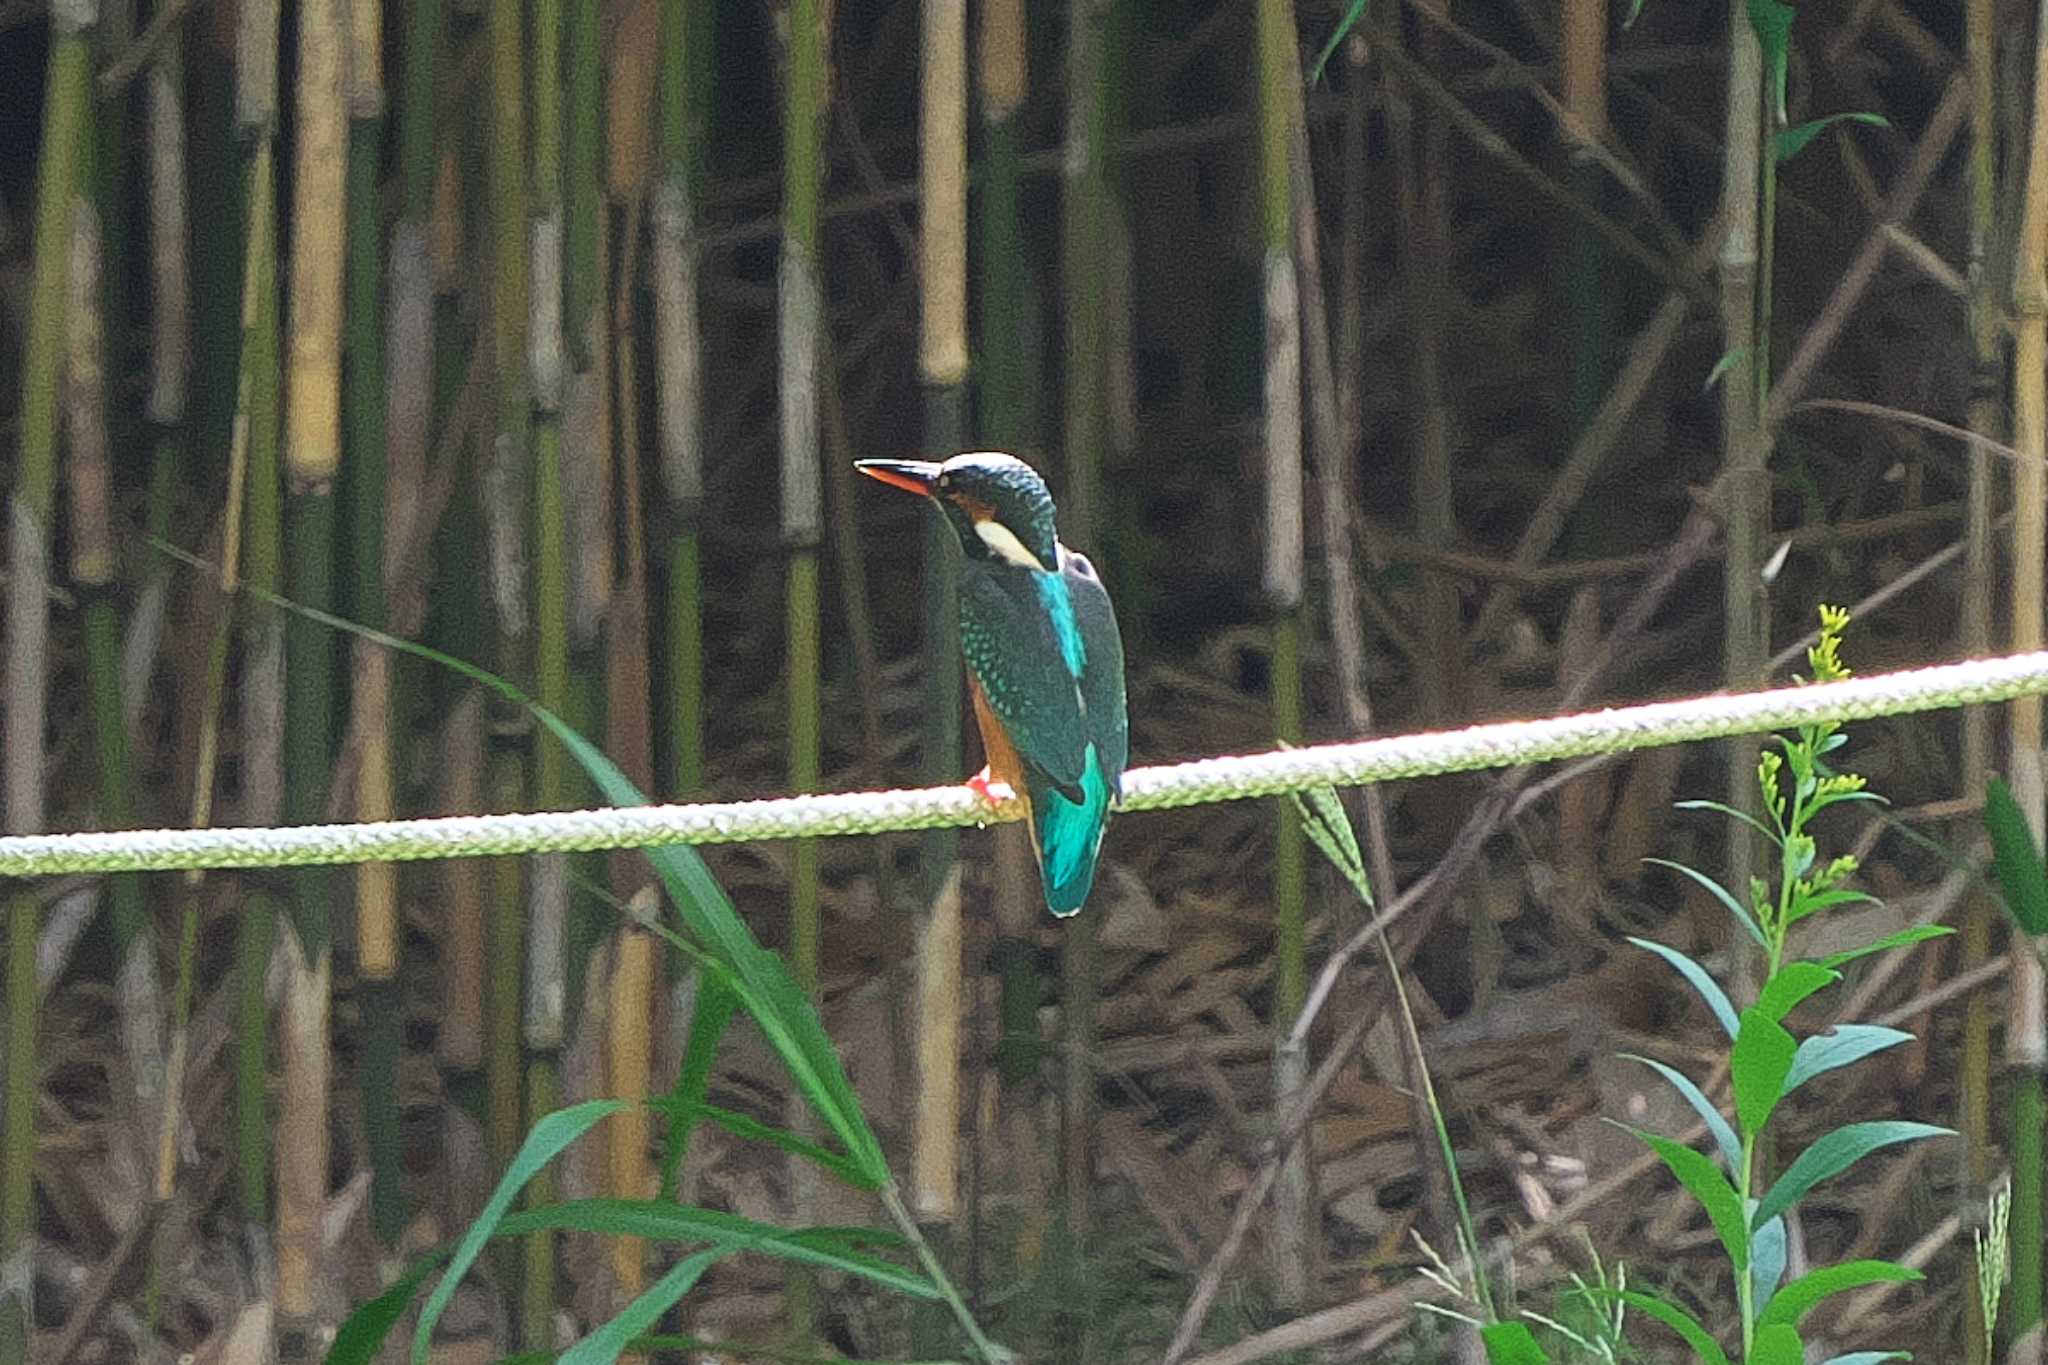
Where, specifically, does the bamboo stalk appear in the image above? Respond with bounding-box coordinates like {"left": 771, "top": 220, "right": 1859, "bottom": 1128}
{"left": 781, "top": 0, "right": 828, "bottom": 1345}
{"left": 527, "top": 0, "right": 570, "bottom": 1341}
{"left": 1961, "top": 1, "right": 2002, "bottom": 1359}
{"left": 2008, "top": 9, "right": 2048, "bottom": 1348}
{"left": 2, "top": 3, "right": 93, "bottom": 1348}
{"left": 655, "top": 0, "right": 710, "bottom": 800}
{"left": 1059, "top": 0, "right": 1112, "bottom": 1336}
{"left": 279, "top": 0, "right": 343, "bottom": 1333}
{"left": 913, "top": 0, "right": 967, "bottom": 1242}
{"left": 235, "top": 106, "right": 285, "bottom": 1265}
{"left": 1717, "top": 0, "right": 1768, "bottom": 1016}
{"left": 1254, "top": 0, "right": 1309, "bottom": 1311}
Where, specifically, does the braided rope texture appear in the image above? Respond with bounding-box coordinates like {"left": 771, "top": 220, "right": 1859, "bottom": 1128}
{"left": 6, "top": 649, "right": 2047, "bottom": 877}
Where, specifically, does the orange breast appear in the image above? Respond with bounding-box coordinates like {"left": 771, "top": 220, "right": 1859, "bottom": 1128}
{"left": 969, "top": 676, "right": 1031, "bottom": 810}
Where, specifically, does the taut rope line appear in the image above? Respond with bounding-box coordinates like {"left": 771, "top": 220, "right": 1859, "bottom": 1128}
{"left": 4, "top": 648, "right": 2046, "bottom": 877}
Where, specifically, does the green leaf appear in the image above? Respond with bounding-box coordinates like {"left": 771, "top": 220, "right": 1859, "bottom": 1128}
{"left": 1480, "top": 1320, "right": 1550, "bottom": 1364}
{"left": 187, "top": 562, "right": 891, "bottom": 1188}
{"left": 1783, "top": 1025, "right": 1913, "bottom": 1096}
{"left": 1733, "top": 1008, "right": 1797, "bottom": 1137}
{"left": 1784, "top": 888, "right": 1880, "bottom": 926}
{"left": 559, "top": 1248, "right": 723, "bottom": 1365}
{"left": 1746, "top": 0, "right": 1795, "bottom": 118}
{"left": 494, "top": 1198, "right": 935, "bottom": 1299}
{"left": 1751, "top": 1211, "right": 1788, "bottom": 1307}
{"left": 1627, "top": 1127, "right": 1749, "bottom": 1274}
{"left": 1985, "top": 775, "right": 2048, "bottom": 933}
{"left": 1752, "top": 1122, "right": 1954, "bottom": 1228}
{"left": 660, "top": 976, "right": 738, "bottom": 1199}
{"left": 1814, "top": 1353, "right": 1909, "bottom": 1364}
{"left": 648, "top": 1096, "right": 872, "bottom": 1186}
{"left": 1758, "top": 1260, "right": 1922, "bottom": 1330}
{"left": 1755, "top": 962, "right": 1839, "bottom": 1024}
{"left": 1629, "top": 936, "right": 1740, "bottom": 1037}
{"left": 1612, "top": 1289, "right": 1732, "bottom": 1365}
{"left": 1644, "top": 858, "right": 1768, "bottom": 949}
{"left": 1624, "top": 1054, "right": 1740, "bottom": 1170}
{"left": 1674, "top": 797, "right": 1782, "bottom": 843}
{"left": 1309, "top": 0, "right": 1370, "bottom": 84}
{"left": 1291, "top": 786, "right": 1372, "bottom": 905}
{"left": 414, "top": 1099, "right": 627, "bottom": 1364}
{"left": 326, "top": 1259, "right": 437, "bottom": 1365}
{"left": 1703, "top": 348, "right": 1754, "bottom": 394}
{"left": 1775, "top": 111, "right": 1889, "bottom": 164}
{"left": 1816, "top": 923, "right": 1953, "bottom": 970}
{"left": 1750, "top": 1322, "right": 1805, "bottom": 1365}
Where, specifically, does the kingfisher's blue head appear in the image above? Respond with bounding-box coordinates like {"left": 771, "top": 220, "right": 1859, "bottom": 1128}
{"left": 855, "top": 452, "right": 1060, "bottom": 573}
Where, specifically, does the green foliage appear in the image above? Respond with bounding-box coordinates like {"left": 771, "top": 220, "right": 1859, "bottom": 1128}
{"left": 254, "top": 597, "right": 1006, "bottom": 1363}
{"left": 1773, "top": 112, "right": 1888, "bottom": 164}
{"left": 1619, "top": 607, "right": 1952, "bottom": 1362}
{"left": 1984, "top": 774, "right": 2048, "bottom": 933}
{"left": 1308, "top": 0, "right": 1369, "bottom": 85}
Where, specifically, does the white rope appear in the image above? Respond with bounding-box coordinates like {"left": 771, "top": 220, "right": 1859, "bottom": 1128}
{"left": 5, "top": 648, "right": 2046, "bottom": 876}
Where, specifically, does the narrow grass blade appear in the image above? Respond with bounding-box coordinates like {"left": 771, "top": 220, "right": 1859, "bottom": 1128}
{"left": 413, "top": 1099, "right": 627, "bottom": 1363}
{"left": 559, "top": 1247, "right": 723, "bottom": 1365}
{"left": 1986, "top": 774, "right": 2048, "bottom": 933}
{"left": 492, "top": 1198, "right": 935, "bottom": 1299}
{"left": 660, "top": 976, "right": 737, "bottom": 1198}
{"left": 649, "top": 1096, "right": 871, "bottom": 1186}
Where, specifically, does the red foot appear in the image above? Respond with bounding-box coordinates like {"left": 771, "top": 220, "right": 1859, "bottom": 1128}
{"left": 967, "top": 765, "right": 1016, "bottom": 805}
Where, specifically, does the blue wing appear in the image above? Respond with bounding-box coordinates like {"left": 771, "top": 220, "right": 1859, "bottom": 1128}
{"left": 959, "top": 562, "right": 1090, "bottom": 802}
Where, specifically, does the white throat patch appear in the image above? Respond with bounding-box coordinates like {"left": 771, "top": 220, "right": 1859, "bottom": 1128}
{"left": 974, "top": 518, "right": 1049, "bottom": 572}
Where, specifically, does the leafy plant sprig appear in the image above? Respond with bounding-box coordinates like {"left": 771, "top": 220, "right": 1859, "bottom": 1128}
{"left": 1618, "top": 606, "right": 1953, "bottom": 1364}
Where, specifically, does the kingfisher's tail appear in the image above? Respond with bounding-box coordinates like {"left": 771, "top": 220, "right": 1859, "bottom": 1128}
{"left": 1026, "top": 747, "right": 1114, "bottom": 917}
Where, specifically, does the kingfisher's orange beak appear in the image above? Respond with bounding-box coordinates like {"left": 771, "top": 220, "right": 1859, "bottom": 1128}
{"left": 854, "top": 459, "right": 943, "bottom": 498}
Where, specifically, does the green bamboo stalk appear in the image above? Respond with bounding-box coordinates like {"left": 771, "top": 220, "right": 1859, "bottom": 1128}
{"left": 2007, "top": 13, "right": 2048, "bottom": 1340}
{"left": 235, "top": 119, "right": 284, "bottom": 1243}
{"left": 1254, "top": 0, "right": 1309, "bottom": 1309}
{"left": 1, "top": 4, "right": 92, "bottom": 1347}
{"left": 67, "top": 130, "right": 145, "bottom": 958}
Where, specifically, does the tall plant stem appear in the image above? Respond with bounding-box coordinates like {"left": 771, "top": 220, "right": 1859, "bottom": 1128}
{"left": 780, "top": 0, "right": 828, "bottom": 1345}
{"left": 1058, "top": 0, "right": 1114, "bottom": 1331}
{"left": 2008, "top": 7, "right": 2048, "bottom": 1343}
{"left": 1718, "top": 0, "right": 1769, "bottom": 1014}
{"left": 233, "top": 0, "right": 285, "bottom": 1239}
{"left": 1961, "top": 0, "right": 2003, "bottom": 1358}
{"left": 280, "top": 0, "right": 344, "bottom": 1338}
{"left": 3, "top": 2, "right": 92, "bottom": 1349}
{"left": 913, "top": 0, "right": 967, "bottom": 1286}
{"left": 1254, "top": 0, "right": 1309, "bottom": 1309}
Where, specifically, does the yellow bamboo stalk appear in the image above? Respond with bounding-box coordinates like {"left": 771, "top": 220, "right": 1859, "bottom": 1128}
{"left": 287, "top": 0, "right": 346, "bottom": 487}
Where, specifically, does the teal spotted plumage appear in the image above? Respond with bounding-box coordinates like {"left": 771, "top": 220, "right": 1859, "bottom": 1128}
{"left": 856, "top": 452, "right": 1129, "bottom": 916}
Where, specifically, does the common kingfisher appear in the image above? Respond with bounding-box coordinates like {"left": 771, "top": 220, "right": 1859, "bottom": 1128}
{"left": 856, "top": 452, "right": 1129, "bottom": 917}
